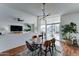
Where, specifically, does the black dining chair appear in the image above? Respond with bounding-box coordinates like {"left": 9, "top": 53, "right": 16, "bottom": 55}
{"left": 26, "top": 41, "right": 39, "bottom": 56}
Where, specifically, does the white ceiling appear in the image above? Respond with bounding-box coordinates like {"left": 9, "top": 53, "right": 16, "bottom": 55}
{"left": 1, "top": 3, "right": 79, "bottom": 25}
{"left": 4, "top": 3, "right": 79, "bottom": 16}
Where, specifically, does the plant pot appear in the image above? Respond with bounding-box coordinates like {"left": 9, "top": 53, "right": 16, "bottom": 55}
{"left": 63, "top": 39, "right": 72, "bottom": 46}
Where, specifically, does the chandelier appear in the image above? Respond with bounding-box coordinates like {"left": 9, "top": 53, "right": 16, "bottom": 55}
{"left": 42, "top": 3, "right": 46, "bottom": 20}
{"left": 37, "top": 3, "right": 49, "bottom": 40}
{"left": 41, "top": 3, "right": 48, "bottom": 40}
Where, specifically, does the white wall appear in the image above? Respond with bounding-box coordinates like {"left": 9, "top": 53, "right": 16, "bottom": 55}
{"left": 0, "top": 4, "right": 36, "bottom": 34}
{"left": 0, "top": 4, "right": 37, "bottom": 52}
{"left": 61, "top": 12, "right": 79, "bottom": 44}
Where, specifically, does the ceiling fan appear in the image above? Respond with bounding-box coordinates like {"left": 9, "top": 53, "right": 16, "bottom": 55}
{"left": 14, "top": 18, "right": 24, "bottom": 22}
{"left": 17, "top": 18, "right": 24, "bottom": 22}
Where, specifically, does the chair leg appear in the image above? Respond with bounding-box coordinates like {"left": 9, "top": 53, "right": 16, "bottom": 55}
{"left": 55, "top": 45, "right": 56, "bottom": 50}
{"left": 51, "top": 45, "right": 56, "bottom": 55}
{"left": 45, "top": 47, "right": 47, "bottom": 56}
{"left": 51, "top": 46, "right": 54, "bottom": 55}
{"left": 32, "top": 51, "right": 35, "bottom": 56}
{"left": 53, "top": 44, "right": 56, "bottom": 50}
{"left": 49, "top": 47, "right": 52, "bottom": 56}
{"left": 37, "top": 49, "right": 39, "bottom": 55}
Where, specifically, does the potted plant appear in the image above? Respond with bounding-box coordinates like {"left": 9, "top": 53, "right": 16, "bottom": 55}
{"left": 24, "top": 24, "right": 31, "bottom": 32}
{"left": 61, "top": 22, "right": 78, "bottom": 44}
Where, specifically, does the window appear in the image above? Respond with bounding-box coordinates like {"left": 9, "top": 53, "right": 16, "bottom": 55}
{"left": 41, "top": 23, "right": 60, "bottom": 40}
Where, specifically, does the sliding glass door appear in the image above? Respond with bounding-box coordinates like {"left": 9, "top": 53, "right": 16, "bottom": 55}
{"left": 41, "top": 23, "right": 60, "bottom": 40}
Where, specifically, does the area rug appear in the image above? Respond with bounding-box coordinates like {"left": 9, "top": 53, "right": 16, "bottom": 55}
{"left": 16, "top": 45, "right": 64, "bottom": 56}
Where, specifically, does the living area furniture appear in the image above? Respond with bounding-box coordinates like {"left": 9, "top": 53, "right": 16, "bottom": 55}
{"left": 50, "top": 38, "right": 56, "bottom": 51}
{"left": 26, "top": 41, "right": 39, "bottom": 56}
{"left": 43, "top": 38, "right": 56, "bottom": 56}
{"left": 43, "top": 40, "right": 52, "bottom": 56}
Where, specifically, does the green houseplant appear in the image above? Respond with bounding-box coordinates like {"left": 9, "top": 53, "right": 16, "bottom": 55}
{"left": 24, "top": 24, "right": 31, "bottom": 32}
{"left": 61, "top": 22, "right": 78, "bottom": 41}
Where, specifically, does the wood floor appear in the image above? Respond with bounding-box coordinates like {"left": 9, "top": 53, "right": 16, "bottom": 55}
{"left": 0, "top": 41, "right": 79, "bottom": 56}
{"left": 62, "top": 42, "right": 79, "bottom": 56}
{"left": 0, "top": 45, "right": 26, "bottom": 56}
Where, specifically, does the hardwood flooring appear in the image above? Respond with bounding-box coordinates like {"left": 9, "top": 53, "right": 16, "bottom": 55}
{"left": 0, "top": 45, "right": 26, "bottom": 56}
{"left": 62, "top": 42, "right": 79, "bottom": 56}
{"left": 0, "top": 41, "right": 79, "bottom": 56}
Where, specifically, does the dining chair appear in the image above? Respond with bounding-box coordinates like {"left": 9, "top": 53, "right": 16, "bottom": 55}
{"left": 26, "top": 41, "right": 39, "bottom": 56}
{"left": 43, "top": 40, "right": 52, "bottom": 56}
{"left": 50, "top": 38, "right": 56, "bottom": 50}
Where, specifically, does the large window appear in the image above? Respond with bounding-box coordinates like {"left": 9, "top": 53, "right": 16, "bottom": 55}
{"left": 41, "top": 23, "right": 60, "bottom": 40}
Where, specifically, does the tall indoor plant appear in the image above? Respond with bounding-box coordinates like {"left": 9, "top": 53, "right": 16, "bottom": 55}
{"left": 61, "top": 22, "right": 78, "bottom": 41}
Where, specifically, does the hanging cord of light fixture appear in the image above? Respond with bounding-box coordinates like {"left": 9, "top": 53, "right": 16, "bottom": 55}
{"left": 42, "top": 3, "right": 47, "bottom": 40}
{"left": 42, "top": 3, "right": 45, "bottom": 20}
{"left": 39, "top": 3, "right": 49, "bottom": 20}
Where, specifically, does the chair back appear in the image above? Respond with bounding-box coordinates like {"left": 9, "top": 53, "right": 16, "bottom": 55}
{"left": 32, "top": 35, "right": 37, "bottom": 39}
{"left": 26, "top": 41, "right": 33, "bottom": 51}
{"left": 50, "top": 38, "right": 56, "bottom": 44}
{"left": 38, "top": 35, "right": 42, "bottom": 37}
{"left": 32, "top": 35, "right": 37, "bottom": 42}
{"left": 44, "top": 40, "right": 51, "bottom": 47}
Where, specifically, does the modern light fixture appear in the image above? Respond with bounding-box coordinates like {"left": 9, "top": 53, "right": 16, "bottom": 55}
{"left": 40, "top": 3, "right": 50, "bottom": 20}
{"left": 37, "top": 3, "right": 49, "bottom": 43}
{"left": 42, "top": 3, "right": 46, "bottom": 20}
{"left": 41, "top": 3, "right": 48, "bottom": 40}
